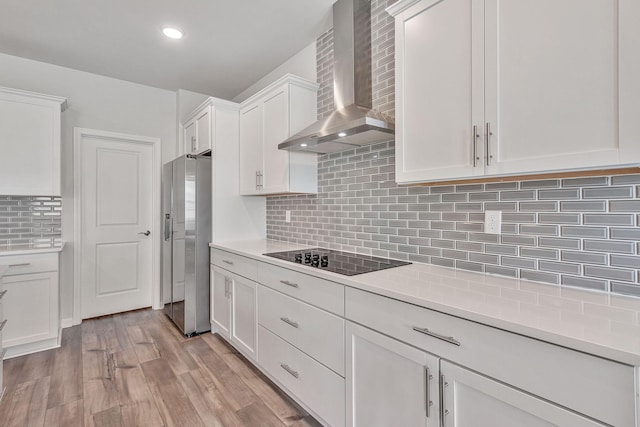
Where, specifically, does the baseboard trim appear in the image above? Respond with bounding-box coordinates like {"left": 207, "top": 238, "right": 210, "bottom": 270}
{"left": 60, "top": 317, "right": 74, "bottom": 329}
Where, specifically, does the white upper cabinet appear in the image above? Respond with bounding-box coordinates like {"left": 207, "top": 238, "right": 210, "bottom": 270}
{"left": 0, "top": 87, "right": 66, "bottom": 195}
{"left": 389, "top": 0, "right": 640, "bottom": 184}
{"left": 392, "top": 0, "right": 485, "bottom": 183}
{"left": 183, "top": 97, "right": 238, "bottom": 156}
{"left": 239, "top": 74, "right": 318, "bottom": 196}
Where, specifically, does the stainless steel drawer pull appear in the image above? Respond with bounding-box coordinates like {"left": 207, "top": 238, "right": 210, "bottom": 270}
{"left": 8, "top": 263, "right": 30, "bottom": 268}
{"left": 0, "top": 290, "right": 6, "bottom": 301}
{"left": 280, "top": 317, "right": 299, "bottom": 328}
{"left": 222, "top": 259, "right": 234, "bottom": 266}
{"left": 279, "top": 280, "right": 299, "bottom": 288}
{"left": 280, "top": 363, "right": 299, "bottom": 379}
{"left": 0, "top": 319, "right": 7, "bottom": 332}
{"left": 412, "top": 326, "right": 460, "bottom": 346}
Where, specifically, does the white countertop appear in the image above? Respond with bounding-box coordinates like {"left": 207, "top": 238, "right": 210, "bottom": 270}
{"left": 210, "top": 239, "right": 640, "bottom": 366}
{"left": 0, "top": 244, "right": 64, "bottom": 257}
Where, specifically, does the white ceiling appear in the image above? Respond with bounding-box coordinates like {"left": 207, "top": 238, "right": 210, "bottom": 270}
{"left": 0, "top": 0, "right": 335, "bottom": 99}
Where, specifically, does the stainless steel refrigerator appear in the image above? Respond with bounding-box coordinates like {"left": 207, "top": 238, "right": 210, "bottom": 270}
{"left": 162, "top": 154, "right": 211, "bottom": 336}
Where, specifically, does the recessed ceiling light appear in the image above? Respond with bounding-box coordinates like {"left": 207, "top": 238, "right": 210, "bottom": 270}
{"left": 162, "top": 27, "right": 183, "bottom": 39}
{"left": 338, "top": 132, "right": 347, "bottom": 137}
{"left": 300, "top": 143, "right": 308, "bottom": 147}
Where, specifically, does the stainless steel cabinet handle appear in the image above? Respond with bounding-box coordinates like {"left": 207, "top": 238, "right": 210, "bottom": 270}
{"left": 138, "top": 230, "right": 151, "bottom": 236}
{"left": 8, "top": 263, "right": 30, "bottom": 267}
{"left": 0, "top": 290, "right": 7, "bottom": 301}
{"left": 439, "top": 374, "right": 449, "bottom": 426}
{"left": 280, "top": 363, "right": 299, "bottom": 379}
{"left": 222, "top": 259, "right": 234, "bottom": 266}
{"left": 280, "top": 317, "right": 299, "bottom": 328}
{"left": 485, "top": 122, "right": 493, "bottom": 166}
{"left": 279, "top": 280, "right": 299, "bottom": 288}
{"left": 0, "top": 319, "right": 7, "bottom": 332}
{"left": 425, "top": 367, "right": 434, "bottom": 418}
{"left": 256, "top": 170, "right": 259, "bottom": 190}
{"left": 412, "top": 326, "right": 460, "bottom": 346}
{"left": 191, "top": 136, "right": 196, "bottom": 152}
{"left": 472, "top": 125, "right": 480, "bottom": 167}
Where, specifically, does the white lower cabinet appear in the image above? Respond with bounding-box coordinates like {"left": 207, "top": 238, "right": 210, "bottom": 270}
{"left": 211, "top": 266, "right": 231, "bottom": 339}
{"left": 210, "top": 248, "right": 345, "bottom": 427}
{"left": 0, "top": 252, "right": 60, "bottom": 358}
{"left": 440, "top": 361, "right": 603, "bottom": 427}
{"left": 258, "top": 326, "right": 345, "bottom": 427}
{"left": 345, "top": 287, "right": 634, "bottom": 427}
{"left": 229, "top": 275, "right": 257, "bottom": 360}
{"left": 210, "top": 265, "right": 256, "bottom": 361}
{"left": 346, "top": 321, "right": 438, "bottom": 427}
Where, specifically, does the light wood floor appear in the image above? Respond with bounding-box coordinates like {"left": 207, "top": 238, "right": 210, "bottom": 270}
{"left": 0, "top": 309, "right": 321, "bottom": 426}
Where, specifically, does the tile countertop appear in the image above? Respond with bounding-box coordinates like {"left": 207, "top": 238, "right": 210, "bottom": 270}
{"left": 210, "top": 239, "right": 640, "bottom": 366}
{"left": 0, "top": 244, "right": 64, "bottom": 257}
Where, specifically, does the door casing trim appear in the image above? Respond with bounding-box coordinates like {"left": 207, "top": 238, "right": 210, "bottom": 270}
{"left": 73, "top": 127, "right": 162, "bottom": 325}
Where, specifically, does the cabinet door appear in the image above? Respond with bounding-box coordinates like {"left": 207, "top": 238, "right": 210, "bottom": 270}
{"left": 194, "top": 106, "right": 212, "bottom": 154}
{"left": 394, "top": 0, "right": 485, "bottom": 183}
{"left": 346, "top": 321, "right": 439, "bottom": 427}
{"left": 0, "top": 93, "right": 61, "bottom": 195}
{"left": 239, "top": 103, "right": 263, "bottom": 195}
{"left": 2, "top": 272, "right": 58, "bottom": 348}
{"left": 262, "top": 87, "right": 290, "bottom": 194}
{"left": 230, "top": 275, "right": 257, "bottom": 360}
{"left": 211, "top": 267, "right": 230, "bottom": 338}
{"left": 440, "top": 361, "right": 604, "bottom": 427}
{"left": 184, "top": 119, "right": 197, "bottom": 155}
{"left": 484, "top": 0, "right": 627, "bottom": 175}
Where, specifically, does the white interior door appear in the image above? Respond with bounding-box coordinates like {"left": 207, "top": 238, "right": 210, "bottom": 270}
{"left": 79, "top": 132, "right": 154, "bottom": 318}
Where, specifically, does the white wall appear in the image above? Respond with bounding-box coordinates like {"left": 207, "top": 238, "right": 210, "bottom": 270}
{"left": 233, "top": 42, "right": 317, "bottom": 103}
{"left": 0, "top": 52, "right": 177, "bottom": 322}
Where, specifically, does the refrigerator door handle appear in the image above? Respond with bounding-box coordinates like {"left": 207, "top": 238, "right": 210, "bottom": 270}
{"left": 164, "top": 214, "right": 172, "bottom": 241}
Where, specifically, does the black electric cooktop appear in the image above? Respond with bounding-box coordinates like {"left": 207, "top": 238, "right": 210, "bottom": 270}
{"left": 264, "top": 248, "right": 411, "bottom": 276}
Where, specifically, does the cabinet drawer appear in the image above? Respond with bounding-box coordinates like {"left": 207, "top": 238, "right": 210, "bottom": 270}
{"left": 258, "top": 285, "right": 345, "bottom": 376}
{"left": 0, "top": 253, "right": 58, "bottom": 276}
{"left": 346, "top": 287, "right": 636, "bottom": 427}
{"left": 210, "top": 249, "right": 257, "bottom": 281}
{"left": 257, "top": 262, "right": 344, "bottom": 316}
{"left": 258, "top": 326, "right": 345, "bottom": 427}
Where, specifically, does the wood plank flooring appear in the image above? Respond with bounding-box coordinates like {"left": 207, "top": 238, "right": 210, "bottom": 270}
{"left": 0, "top": 309, "right": 321, "bottom": 427}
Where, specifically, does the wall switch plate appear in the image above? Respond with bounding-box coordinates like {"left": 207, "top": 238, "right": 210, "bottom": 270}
{"left": 484, "top": 210, "right": 502, "bottom": 234}
{"left": 285, "top": 210, "right": 291, "bottom": 223}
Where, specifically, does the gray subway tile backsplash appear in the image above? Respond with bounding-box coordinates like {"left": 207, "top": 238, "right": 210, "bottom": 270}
{"left": 265, "top": 0, "right": 640, "bottom": 298}
{"left": 0, "top": 195, "right": 62, "bottom": 249}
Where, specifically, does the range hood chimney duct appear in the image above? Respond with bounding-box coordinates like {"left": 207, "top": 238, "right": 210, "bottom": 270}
{"left": 278, "top": 0, "right": 394, "bottom": 154}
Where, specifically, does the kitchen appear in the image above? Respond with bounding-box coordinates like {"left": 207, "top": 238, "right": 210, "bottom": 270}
{"left": 1, "top": 0, "right": 639, "bottom": 426}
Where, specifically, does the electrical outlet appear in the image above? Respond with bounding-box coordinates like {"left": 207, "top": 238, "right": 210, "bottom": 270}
{"left": 484, "top": 210, "right": 502, "bottom": 234}
{"left": 285, "top": 210, "right": 291, "bottom": 223}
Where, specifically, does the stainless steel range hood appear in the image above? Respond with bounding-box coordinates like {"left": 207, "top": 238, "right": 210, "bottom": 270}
{"left": 278, "top": 0, "right": 394, "bottom": 154}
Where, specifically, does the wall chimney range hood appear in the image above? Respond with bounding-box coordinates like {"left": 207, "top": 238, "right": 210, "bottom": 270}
{"left": 278, "top": 0, "right": 394, "bottom": 154}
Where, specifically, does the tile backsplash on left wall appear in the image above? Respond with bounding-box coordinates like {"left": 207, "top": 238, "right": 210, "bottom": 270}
{"left": 0, "top": 196, "right": 62, "bottom": 248}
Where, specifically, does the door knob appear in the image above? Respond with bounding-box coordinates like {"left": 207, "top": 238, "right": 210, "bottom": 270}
{"left": 138, "top": 230, "right": 151, "bottom": 236}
